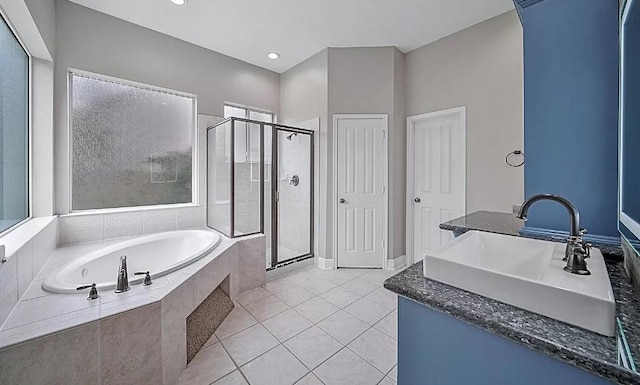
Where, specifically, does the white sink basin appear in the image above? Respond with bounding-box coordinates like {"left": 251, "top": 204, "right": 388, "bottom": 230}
{"left": 424, "top": 231, "right": 616, "bottom": 336}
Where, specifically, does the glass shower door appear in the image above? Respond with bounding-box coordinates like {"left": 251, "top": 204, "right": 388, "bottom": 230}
{"left": 207, "top": 117, "right": 314, "bottom": 270}
{"left": 271, "top": 129, "right": 313, "bottom": 266}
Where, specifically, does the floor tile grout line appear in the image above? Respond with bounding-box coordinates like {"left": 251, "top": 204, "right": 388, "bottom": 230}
{"left": 189, "top": 267, "right": 398, "bottom": 385}
{"left": 238, "top": 314, "right": 313, "bottom": 384}
{"left": 214, "top": 309, "right": 259, "bottom": 342}
{"left": 244, "top": 296, "right": 292, "bottom": 323}
{"left": 285, "top": 295, "right": 392, "bottom": 375}
{"left": 219, "top": 292, "right": 318, "bottom": 344}
{"left": 214, "top": 338, "right": 251, "bottom": 385}
{"left": 342, "top": 319, "right": 395, "bottom": 372}
{"left": 241, "top": 275, "right": 387, "bottom": 380}
{"left": 383, "top": 364, "right": 397, "bottom": 382}
{"left": 239, "top": 343, "right": 310, "bottom": 384}
{"left": 342, "top": 343, "right": 389, "bottom": 380}
{"left": 342, "top": 303, "right": 395, "bottom": 327}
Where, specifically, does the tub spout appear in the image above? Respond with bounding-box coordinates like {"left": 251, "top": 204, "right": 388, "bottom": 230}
{"left": 115, "top": 255, "right": 130, "bottom": 293}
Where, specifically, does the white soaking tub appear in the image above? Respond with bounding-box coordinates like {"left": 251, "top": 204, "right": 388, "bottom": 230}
{"left": 43, "top": 229, "right": 221, "bottom": 294}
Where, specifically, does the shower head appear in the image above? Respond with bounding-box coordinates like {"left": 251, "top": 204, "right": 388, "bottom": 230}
{"left": 286, "top": 132, "right": 298, "bottom": 140}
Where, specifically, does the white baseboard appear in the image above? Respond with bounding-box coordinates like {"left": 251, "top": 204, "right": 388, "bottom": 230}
{"left": 317, "top": 257, "right": 335, "bottom": 270}
{"left": 386, "top": 255, "right": 407, "bottom": 270}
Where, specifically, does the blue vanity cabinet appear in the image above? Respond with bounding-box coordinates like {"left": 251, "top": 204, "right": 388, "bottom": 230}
{"left": 397, "top": 297, "right": 613, "bottom": 385}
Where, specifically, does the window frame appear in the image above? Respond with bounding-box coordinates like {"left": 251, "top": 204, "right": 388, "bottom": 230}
{"left": 223, "top": 102, "right": 275, "bottom": 122}
{"left": 0, "top": 8, "right": 32, "bottom": 237}
{"left": 223, "top": 103, "right": 274, "bottom": 183}
{"left": 67, "top": 69, "right": 199, "bottom": 213}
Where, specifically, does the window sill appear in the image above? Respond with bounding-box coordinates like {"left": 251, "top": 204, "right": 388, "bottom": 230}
{"left": 0, "top": 216, "right": 57, "bottom": 259}
{"left": 62, "top": 203, "right": 202, "bottom": 218}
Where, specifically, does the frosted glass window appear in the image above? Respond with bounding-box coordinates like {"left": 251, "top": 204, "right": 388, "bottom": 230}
{"left": 0, "top": 16, "right": 29, "bottom": 233}
{"left": 70, "top": 72, "right": 195, "bottom": 211}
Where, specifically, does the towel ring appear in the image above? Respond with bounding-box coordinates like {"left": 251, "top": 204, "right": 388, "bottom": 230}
{"left": 505, "top": 150, "right": 524, "bottom": 167}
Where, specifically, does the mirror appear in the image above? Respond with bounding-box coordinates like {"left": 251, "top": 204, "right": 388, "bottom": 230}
{"left": 619, "top": 0, "right": 640, "bottom": 253}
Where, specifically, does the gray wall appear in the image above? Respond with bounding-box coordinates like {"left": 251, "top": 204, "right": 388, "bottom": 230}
{"left": 406, "top": 10, "right": 524, "bottom": 213}
{"left": 280, "top": 50, "right": 328, "bottom": 260}
{"left": 280, "top": 50, "right": 329, "bottom": 127}
{"left": 50, "top": 1, "right": 522, "bottom": 267}
{"left": 327, "top": 47, "right": 406, "bottom": 263}
{"left": 281, "top": 47, "right": 406, "bottom": 263}
{"left": 391, "top": 49, "right": 407, "bottom": 262}
{"left": 24, "top": 0, "right": 55, "bottom": 58}
{"left": 54, "top": 0, "right": 280, "bottom": 214}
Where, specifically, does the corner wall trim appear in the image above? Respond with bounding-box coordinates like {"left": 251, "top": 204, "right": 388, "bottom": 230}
{"left": 317, "top": 257, "right": 335, "bottom": 270}
{"left": 386, "top": 255, "right": 407, "bottom": 270}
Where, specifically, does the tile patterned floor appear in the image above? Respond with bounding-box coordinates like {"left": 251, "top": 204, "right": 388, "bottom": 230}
{"left": 176, "top": 265, "right": 400, "bottom": 385}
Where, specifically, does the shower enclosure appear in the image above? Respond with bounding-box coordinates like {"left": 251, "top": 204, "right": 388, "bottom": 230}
{"left": 206, "top": 117, "right": 314, "bottom": 269}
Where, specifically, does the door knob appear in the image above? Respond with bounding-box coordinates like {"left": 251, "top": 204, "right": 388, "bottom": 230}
{"left": 339, "top": 198, "right": 346, "bottom": 204}
{"left": 414, "top": 197, "right": 421, "bottom": 203}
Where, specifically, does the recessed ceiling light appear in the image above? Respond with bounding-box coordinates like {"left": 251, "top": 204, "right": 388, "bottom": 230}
{"left": 268, "top": 52, "right": 280, "bottom": 60}
{"left": 170, "top": 0, "right": 187, "bottom": 5}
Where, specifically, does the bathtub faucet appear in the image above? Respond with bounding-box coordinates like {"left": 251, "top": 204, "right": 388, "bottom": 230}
{"left": 115, "top": 255, "right": 130, "bottom": 293}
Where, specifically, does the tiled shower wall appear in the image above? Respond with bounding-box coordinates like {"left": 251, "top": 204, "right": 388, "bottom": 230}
{"left": 278, "top": 134, "right": 311, "bottom": 256}
{"left": 0, "top": 218, "right": 58, "bottom": 326}
{"left": 234, "top": 163, "right": 270, "bottom": 244}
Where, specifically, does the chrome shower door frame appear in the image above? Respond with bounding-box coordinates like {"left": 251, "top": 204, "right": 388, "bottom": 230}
{"left": 205, "top": 117, "right": 314, "bottom": 269}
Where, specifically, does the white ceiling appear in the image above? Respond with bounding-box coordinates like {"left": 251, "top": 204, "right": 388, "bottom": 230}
{"left": 68, "top": 0, "right": 514, "bottom": 73}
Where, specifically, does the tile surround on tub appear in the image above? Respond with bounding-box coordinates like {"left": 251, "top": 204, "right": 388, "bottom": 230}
{"left": 59, "top": 205, "right": 206, "bottom": 245}
{"left": 0, "top": 321, "right": 100, "bottom": 385}
{"left": 0, "top": 217, "right": 58, "bottom": 327}
{"left": 16, "top": 242, "right": 33, "bottom": 298}
{"left": 0, "top": 213, "right": 266, "bottom": 385}
{"left": 0, "top": 236, "right": 229, "bottom": 349}
{"left": 238, "top": 234, "right": 267, "bottom": 293}
{"left": 100, "top": 302, "right": 162, "bottom": 385}
{"left": 0, "top": 232, "right": 264, "bottom": 345}
{"left": 0, "top": 257, "right": 18, "bottom": 326}
{"left": 0, "top": 232, "right": 266, "bottom": 385}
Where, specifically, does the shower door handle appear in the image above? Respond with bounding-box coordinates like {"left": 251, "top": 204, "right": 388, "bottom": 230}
{"left": 339, "top": 198, "right": 346, "bottom": 204}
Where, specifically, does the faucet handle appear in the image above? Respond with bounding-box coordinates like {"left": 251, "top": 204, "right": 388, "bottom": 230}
{"left": 579, "top": 228, "right": 588, "bottom": 236}
{"left": 77, "top": 283, "right": 99, "bottom": 300}
{"left": 564, "top": 246, "right": 591, "bottom": 276}
{"left": 582, "top": 242, "right": 593, "bottom": 258}
{"left": 134, "top": 271, "right": 153, "bottom": 286}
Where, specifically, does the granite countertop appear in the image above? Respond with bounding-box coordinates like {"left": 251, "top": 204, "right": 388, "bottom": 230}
{"left": 385, "top": 261, "right": 640, "bottom": 384}
{"left": 439, "top": 210, "right": 525, "bottom": 236}
{"left": 440, "top": 210, "right": 623, "bottom": 256}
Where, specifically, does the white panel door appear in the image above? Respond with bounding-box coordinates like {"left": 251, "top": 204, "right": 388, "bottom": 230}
{"left": 336, "top": 117, "right": 385, "bottom": 268}
{"left": 412, "top": 110, "right": 465, "bottom": 261}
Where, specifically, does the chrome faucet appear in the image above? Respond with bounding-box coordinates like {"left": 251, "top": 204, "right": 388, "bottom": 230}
{"left": 517, "top": 194, "right": 591, "bottom": 276}
{"left": 77, "top": 283, "right": 99, "bottom": 300}
{"left": 115, "top": 255, "right": 130, "bottom": 293}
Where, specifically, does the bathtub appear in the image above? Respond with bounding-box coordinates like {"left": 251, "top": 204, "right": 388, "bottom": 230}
{"left": 43, "top": 229, "right": 221, "bottom": 294}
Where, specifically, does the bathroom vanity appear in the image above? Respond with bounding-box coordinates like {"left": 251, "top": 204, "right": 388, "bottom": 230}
{"left": 384, "top": 212, "right": 640, "bottom": 385}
